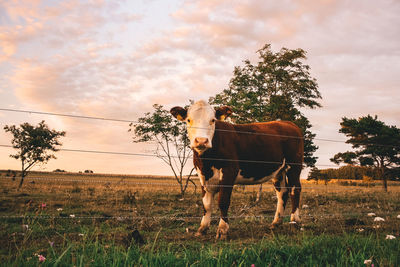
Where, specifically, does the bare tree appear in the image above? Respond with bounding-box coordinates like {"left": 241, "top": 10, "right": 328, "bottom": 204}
{"left": 129, "top": 104, "right": 195, "bottom": 197}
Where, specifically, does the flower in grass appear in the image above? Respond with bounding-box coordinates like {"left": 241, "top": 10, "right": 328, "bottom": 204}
{"left": 78, "top": 233, "right": 84, "bottom": 237}
{"left": 57, "top": 208, "right": 63, "bottom": 211}
{"left": 357, "top": 228, "right": 365, "bottom": 233}
{"left": 367, "top": 213, "right": 376, "bottom": 217}
{"left": 289, "top": 221, "right": 297, "bottom": 224}
{"left": 364, "top": 259, "right": 372, "bottom": 265}
{"left": 49, "top": 241, "right": 54, "bottom": 247}
{"left": 38, "top": 254, "right": 46, "bottom": 262}
{"left": 302, "top": 204, "right": 309, "bottom": 209}
{"left": 374, "top": 217, "right": 385, "bottom": 222}
{"left": 386, "top": 235, "right": 396, "bottom": 240}
{"left": 69, "top": 214, "right": 75, "bottom": 218}
{"left": 397, "top": 214, "right": 400, "bottom": 219}
{"left": 22, "top": 224, "right": 29, "bottom": 231}
{"left": 41, "top": 203, "right": 46, "bottom": 209}
{"left": 251, "top": 264, "right": 255, "bottom": 267}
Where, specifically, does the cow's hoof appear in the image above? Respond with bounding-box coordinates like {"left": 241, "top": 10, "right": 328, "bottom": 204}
{"left": 269, "top": 222, "right": 282, "bottom": 230}
{"left": 195, "top": 227, "right": 208, "bottom": 237}
{"left": 215, "top": 230, "right": 228, "bottom": 240}
{"left": 195, "top": 231, "right": 204, "bottom": 237}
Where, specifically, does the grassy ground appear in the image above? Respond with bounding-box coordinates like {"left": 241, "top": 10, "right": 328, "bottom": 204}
{"left": 1, "top": 172, "right": 399, "bottom": 266}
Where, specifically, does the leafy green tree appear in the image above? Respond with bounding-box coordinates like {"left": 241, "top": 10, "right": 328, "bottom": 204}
{"left": 4, "top": 121, "right": 66, "bottom": 188}
{"left": 331, "top": 115, "right": 400, "bottom": 191}
{"left": 210, "top": 44, "right": 321, "bottom": 167}
{"left": 129, "top": 104, "right": 195, "bottom": 197}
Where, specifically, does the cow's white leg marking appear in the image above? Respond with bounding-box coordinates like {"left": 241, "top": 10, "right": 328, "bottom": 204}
{"left": 195, "top": 167, "right": 221, "bottom": 236}
{"left": 290, "top": 208, "right": 300, "bottom": 222}
{"left": 216, "top": 218, "right": 229, "bottom": 240}
{"left": 271, "top": 163, "right": 289, "bottom": 227}
{"left": 272, "top": 187, "right": 287, "bottom": 226}
{"left": 196, "top": 190, "right": 214, "bottom": 236}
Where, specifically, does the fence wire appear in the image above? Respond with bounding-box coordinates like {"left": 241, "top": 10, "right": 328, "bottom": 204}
{"left": 0, "top": 212, "right": 397, "bottom": 221}
{"left": 1, "top": 107, "right": 399, "bottom": 149}
{"left": 0, "top": 177, "right": 391, "bottom": 190}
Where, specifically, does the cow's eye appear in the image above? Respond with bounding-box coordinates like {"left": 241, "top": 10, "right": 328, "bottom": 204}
{"left": 187, "top": 119, "right": 191, "bottom": 123}
{"left": 210, "top": 119, "right": 216, "bottom": 124}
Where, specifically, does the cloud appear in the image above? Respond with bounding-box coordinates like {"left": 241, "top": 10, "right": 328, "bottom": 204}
{"left": 1, "top": 0, "right": 399, "bottom": 175}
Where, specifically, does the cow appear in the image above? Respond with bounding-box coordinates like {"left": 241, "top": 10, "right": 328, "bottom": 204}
{"left": 170, "top": 100, "right": 303, "bottom": 240}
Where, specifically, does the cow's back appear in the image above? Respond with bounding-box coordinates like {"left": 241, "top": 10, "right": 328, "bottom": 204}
{"left": 224, "top": 121, "right": 303, "bottom": 182}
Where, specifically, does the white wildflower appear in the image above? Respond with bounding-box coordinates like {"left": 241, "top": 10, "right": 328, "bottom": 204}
{"left": 386, "top": 235, "right": 396, "bottom": 240}
{"left": 69, "top": 214, "right": 75, "bottom": 218}
{"left": 374, "top": 217, "right": 385, "bottom": 222}
{"left": 367, "top": 213, "right": 376, "bottom": 217}
{"left": 57, "top": 208, "right": 63, "bottom": 211}
{"left": 373, "top": 225, "right": 381, "bottom": 229}
{"left": 357, "top": 228, "right": 365, "bottom": 233}
{"left": 78, "top": 233, "right": 84, "bottom": 237}
{"left": 289, "top": 221, "right": 297, "bottom": 224}
{"left": 397, "top": 214, "right": 400, "bottom": 219}
{"left": 302, "top": 204, "right": 309, "bottom": 209}
{"left": 364, "top": 259, "right": 372, "bottom": 264}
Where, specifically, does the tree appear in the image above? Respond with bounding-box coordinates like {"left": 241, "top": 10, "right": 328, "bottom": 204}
{"left": 4, "top": 121, "right": 66, "bottom": 188}
{"left": 307, "top": 167, "right": 330, "bottom": 185}
{"left": 210, "top": 44, "right": 321, "bottom": 167}
{"left": 330, "top": 115, "right": 400, "bottom": 191}
{"left": 129, "top": 104, "right": 195, "bottom": 197}
{"left": 210, "top": 44, "right": 321, "bottom": 202}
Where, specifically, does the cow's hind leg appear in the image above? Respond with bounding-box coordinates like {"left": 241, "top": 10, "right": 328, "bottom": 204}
{"left": 271, "top": 178, "right": 289, "bottom": 228}
{"left": 287, "top": 167, "right": 302, "bottom": 223}
{"left": 195, "top": 186, "right": 215, "bottom": 236}
{"left": 271, "top": 163, "right": 290, "bottom": 228}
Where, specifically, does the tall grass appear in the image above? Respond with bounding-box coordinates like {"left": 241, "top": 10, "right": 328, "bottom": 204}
{"left": 3, "top": 233, "right": 400, "bottom": 266}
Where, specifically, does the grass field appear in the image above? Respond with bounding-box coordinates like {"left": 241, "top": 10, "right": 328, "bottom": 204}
{"left": 1, "top": 171, "right": 399, "bottom": 266}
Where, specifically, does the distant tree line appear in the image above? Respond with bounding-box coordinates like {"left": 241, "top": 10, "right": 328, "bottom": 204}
{"left": 308, "top": 165, "right": 400, "bottom": 183}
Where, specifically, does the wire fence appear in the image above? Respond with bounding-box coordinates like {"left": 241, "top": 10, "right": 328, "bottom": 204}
{"left": 0, "top": 212, "right": 397, "bottom": 221}
{"left": 1, "top": 107, "right": 399, "bottom": 149}
{"left": 1, "top": 107, "right": 399, "bottom": 223}
{"left": 0, "top": 176, "right": 393, "bottom": 190}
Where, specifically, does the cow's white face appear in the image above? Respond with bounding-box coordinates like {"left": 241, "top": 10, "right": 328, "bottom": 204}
{"left": 171, "top": 100, "right": 232, "bottom": 155}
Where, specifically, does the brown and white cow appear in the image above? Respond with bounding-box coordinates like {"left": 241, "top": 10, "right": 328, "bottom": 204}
{"left": 171, "top": 100, "right": 303, "bottom": 240}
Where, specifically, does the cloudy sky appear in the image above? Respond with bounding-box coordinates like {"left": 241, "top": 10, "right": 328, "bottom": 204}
{"left": 1, "top": 0, "right": 399, "bottom": 177}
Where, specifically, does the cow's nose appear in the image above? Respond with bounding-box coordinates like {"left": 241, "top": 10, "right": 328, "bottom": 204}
{"left": 194, "top": 137, "right": 209, "bottom": 147}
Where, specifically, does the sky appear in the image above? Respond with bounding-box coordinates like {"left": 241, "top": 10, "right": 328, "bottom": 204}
{"left": 0, "top": 0, "right": 399, "bottom": 177}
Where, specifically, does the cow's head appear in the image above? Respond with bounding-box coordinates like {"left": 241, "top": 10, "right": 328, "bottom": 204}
{"left": 170, "top": 100, "right": 232, "bottom": 155}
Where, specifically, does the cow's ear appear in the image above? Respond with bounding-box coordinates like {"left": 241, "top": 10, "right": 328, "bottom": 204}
{"left": 215, "top": 106, "right": 232, "bottom": 121}
{"left": 170, "top": 106, "right": 187, "bottom": 121}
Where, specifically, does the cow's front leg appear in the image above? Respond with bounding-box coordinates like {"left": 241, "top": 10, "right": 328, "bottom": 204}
{"left": 216, "top": 184, "right": 233, "bottom": 240}
{"left": 195, "top": 186, "right": 214, "bottom": 236}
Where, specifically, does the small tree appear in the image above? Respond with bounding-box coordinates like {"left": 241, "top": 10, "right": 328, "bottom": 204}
{"left": 4, "top": 120, "right": 66, "bottom": 188}
{"left": 331, "top": 115, "right": 400, "bottom": 191}
{"left": 129, "top": 104, "right": 195, "bottom": 197}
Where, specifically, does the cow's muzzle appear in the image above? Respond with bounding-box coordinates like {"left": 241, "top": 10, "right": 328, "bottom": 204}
{"left": 193, "top": 137, "right": 211, "bottom": 154}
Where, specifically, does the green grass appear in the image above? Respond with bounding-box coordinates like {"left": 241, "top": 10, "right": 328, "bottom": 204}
{"left": 1, "top": 176, "right": 400, "bottom": 266}
{"left": 2, "top": 233, "right": 399, "bottom": 266}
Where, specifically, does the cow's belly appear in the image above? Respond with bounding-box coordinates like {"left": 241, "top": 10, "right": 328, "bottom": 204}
{"left": 234, "top": 159, "right": 287, "bottom": 185}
